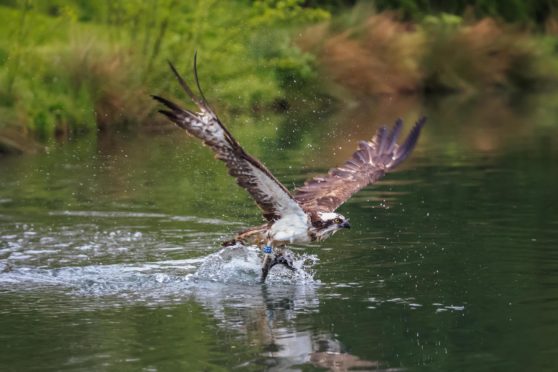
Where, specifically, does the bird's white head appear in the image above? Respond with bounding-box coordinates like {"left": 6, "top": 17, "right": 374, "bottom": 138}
{"left": 312, "top": 212, "right": 351, "bottom": 241}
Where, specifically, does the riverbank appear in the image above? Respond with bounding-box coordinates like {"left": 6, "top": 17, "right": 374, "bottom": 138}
{"left": 2, "top": 2, "right": 558, "bottom": 154}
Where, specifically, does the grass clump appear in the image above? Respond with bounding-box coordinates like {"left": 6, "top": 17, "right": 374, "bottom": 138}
{"left": 299, "top": 4, "right": 558, "bottom": 98}
{"left": 421, "top": 16, "right": 553, "bottom": 93}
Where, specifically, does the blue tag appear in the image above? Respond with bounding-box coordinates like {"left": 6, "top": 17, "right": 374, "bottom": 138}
{"left": 263, "top": 245, "right": 272, "bottom": 254}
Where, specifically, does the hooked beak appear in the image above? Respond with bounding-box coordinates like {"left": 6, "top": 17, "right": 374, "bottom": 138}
{"left": 340, "top": 220, "right": 351, "bottom": 229}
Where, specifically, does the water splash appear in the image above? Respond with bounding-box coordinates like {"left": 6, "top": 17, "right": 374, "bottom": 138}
{"left": 193, "top": 245, "right": 319, "bottom": 285}
{"left": 0, "top": 242, "right": 319, "bottom": 300}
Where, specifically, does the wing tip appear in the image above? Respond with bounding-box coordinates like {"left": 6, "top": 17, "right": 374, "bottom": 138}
{"left": 166, "top": 59, "right": 202, "bottom": 106}
{"left": 415, "top": 115, "right": 427, "bottom": 130}
{"left": 390, "top": 115, "right": 426, "bottom": 168}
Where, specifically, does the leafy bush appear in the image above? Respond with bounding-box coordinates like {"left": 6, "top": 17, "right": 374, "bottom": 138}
{"left": 0, "top": 0, "right": 329, "bottom": 142}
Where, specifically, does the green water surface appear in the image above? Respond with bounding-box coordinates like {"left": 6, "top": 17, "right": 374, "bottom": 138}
{"left": 1, "top": 93, "right": 558, "bottom": 371}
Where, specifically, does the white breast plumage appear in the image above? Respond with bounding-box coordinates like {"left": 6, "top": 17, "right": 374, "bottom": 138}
{"left": 269, "top": 214, "right": 311, "bottom": 243}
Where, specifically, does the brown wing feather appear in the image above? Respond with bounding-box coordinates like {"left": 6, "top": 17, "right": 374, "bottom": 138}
{"left": 294, "top": 117, "right": 426, "bottom": 213}
{"left": 153, "top": 60, "right": 305, "bottom": 222}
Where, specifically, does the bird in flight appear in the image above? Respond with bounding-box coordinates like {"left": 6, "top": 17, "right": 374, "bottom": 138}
{"left": 153, "top": 57, "right": 425, "bottom": 282}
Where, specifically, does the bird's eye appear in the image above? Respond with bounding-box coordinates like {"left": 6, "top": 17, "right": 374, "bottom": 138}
{"left": 334, "top": 218, "right": 341, "bottom": 224}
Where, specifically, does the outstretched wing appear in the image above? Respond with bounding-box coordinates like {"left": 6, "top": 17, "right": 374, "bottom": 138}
{"left": 294, "top": 117, "right": 426, "bottom": 213}
{"left": 153, "top": 57, "right": 305, "bottom": 222}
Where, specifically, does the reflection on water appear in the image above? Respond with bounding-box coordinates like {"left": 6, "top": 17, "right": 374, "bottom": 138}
{"left": 1, "top": 93, "right": 558, "bottom": 370}
{"left": 0, "top": 235, "right": 378, "bottom": 370}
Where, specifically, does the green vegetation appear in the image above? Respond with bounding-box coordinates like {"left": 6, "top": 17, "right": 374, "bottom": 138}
{"left": 2, "top": 0, "right": 558, "bottom": 152}
{"left": 0, "top": 0, "right": 329, "bottom": 146}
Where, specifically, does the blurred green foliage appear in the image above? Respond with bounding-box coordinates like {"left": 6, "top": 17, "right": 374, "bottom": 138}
{"left": 0, "top": 0, "right": 329, "bottom": 141}
{"left": 2, "top": 0, "right": 558, "bottom": 149}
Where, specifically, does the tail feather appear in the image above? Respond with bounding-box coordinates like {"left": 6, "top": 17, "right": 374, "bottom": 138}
{"left": 222, "top": 224, "right": 268, "bottom": 247}
{"left": 222, "top": 238, "right": 240, "bottom": 247}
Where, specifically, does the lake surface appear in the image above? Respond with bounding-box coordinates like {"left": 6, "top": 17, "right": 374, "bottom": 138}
{"left": 1, "top": 93, "right": 558, "bottom": 371}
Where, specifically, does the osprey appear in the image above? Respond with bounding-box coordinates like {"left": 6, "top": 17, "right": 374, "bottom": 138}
{"left": 153, "top": 58, "right": 425, "bottom": 282}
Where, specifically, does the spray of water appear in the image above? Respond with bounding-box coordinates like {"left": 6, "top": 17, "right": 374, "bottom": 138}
{"left": 193, "top": 244, "right": 319, "bottom": 285}
{"left": 0, "top": 241, "right": 319, "bottom": 299}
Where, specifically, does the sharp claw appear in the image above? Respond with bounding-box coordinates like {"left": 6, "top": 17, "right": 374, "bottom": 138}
{"left": 280, "top": 258, "right": 295, "bottom": 271}
{"left": 260, "top": 250, "right": 296, "bottom": 282}
{"left": 274, "top": 253, "right": 296, "bottom": 271}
